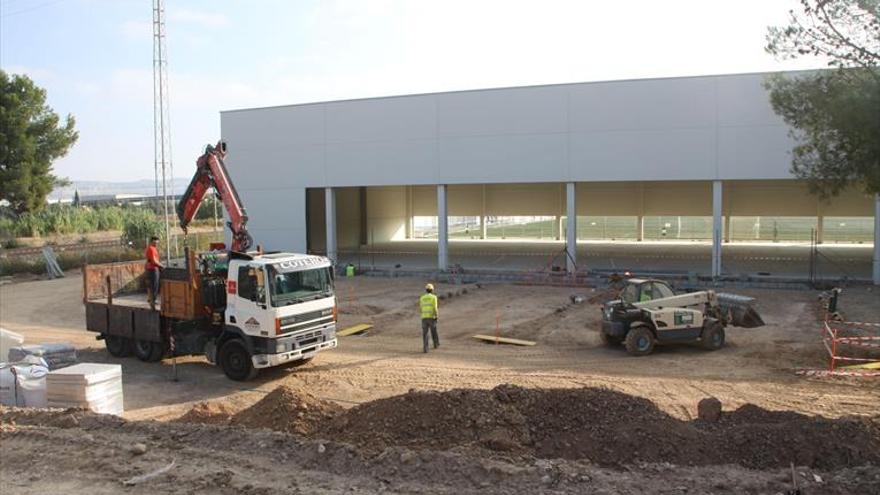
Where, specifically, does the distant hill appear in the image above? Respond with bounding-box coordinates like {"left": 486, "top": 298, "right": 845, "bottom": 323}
{"left": 50, "top": 178, "right": 190, "bottom": 201}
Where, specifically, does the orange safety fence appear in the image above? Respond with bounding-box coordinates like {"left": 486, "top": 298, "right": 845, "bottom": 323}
{"left": 818, "top": 321, "right": 880, "bottom": 376}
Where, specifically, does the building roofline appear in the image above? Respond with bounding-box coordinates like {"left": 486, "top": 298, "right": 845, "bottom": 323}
{"left": 220, "top": 68, "right": 826, "bottom": 115}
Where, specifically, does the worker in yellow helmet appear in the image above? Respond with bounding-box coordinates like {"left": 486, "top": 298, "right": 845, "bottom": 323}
{"left": 419, "top": 283, "right": 440, "bottom": 353}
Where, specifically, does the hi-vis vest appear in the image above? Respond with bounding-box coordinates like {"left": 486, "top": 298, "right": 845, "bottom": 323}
{"left": 419, "top": 293, "right": 438, "bottom": 319}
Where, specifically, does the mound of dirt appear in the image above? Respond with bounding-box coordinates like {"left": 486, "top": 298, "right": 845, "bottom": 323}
{"left": 231, "top": 386, "right": 342, "bottom": 435}
{"left": 319, "top": 385, "right": 880, "bottom": 470}
{"left": 175, "top": 401, "right": 234, "bottom": 426}
{"left": 322, "top": 387, "right": 532, "bottom": 452}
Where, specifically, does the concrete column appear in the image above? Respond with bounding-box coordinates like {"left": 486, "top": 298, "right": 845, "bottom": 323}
{"left": 437, "top": 185, "right": 448, "bottom": 271}
{"left": 817, "top": 215, "right": 824, "bottom": 245}
{"left": 712, "top": 181, "right": 722, "bottom": 278}
{"left": 724, "top": 216, "right": 731, "bottom": 243}
{"left": 405, "top": 186, "right": 413, "bottom": 239}
{"left": 566, "top": 182, "right": 577, "bottom": 273}
{"left": 556, "top": 215, "right": 563, "bottom": 241}
{"left": 636, "top": 215, "right": 644, "bottom": 241}
{"left": 873, "top": 193, "right": 880, "bottom": 285}
{"left": 480, "top": 184, "right": 487, "bottom": 239}
{"left": 325, "top": 187, "right": 337, "bottom": 264}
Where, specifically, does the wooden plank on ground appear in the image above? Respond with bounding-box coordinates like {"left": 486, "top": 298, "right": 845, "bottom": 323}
{"left": 338, "top": 323, "right": 373, "bottom": 337}
{"left": 841, "top": 361, "right": 880, "bottom": 370}
{"left": 472, "top": 334, "right": 536, "bottom": 346}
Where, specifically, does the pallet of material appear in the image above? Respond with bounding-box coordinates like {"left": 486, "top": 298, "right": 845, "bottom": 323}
{"left": 46, "top": 363, "right": 123, "bottom": 416}
{"left": 472, "top": 334, "right": 537, "bottom": 346}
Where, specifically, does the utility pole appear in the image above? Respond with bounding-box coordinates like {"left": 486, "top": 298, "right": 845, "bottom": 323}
{"left": 153, "top": 0, "right": 173, "bottom": 263}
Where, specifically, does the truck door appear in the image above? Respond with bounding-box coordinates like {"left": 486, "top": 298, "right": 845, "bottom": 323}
{"left": 227, "top": 264, "right": 271, "bottom": 337}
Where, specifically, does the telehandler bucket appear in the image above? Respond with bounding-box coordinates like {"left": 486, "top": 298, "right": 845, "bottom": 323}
{"left": 716, "top": 293, "right": 765, "bottom": 328}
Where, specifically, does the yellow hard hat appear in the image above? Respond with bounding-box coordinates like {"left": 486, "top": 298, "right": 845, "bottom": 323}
{"left": 425, "top": 283, "right": 434, "bottom": 291}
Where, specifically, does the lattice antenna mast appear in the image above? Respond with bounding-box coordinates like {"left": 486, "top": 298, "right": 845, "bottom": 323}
{"left": 152, "top": 0, "right": 174, "bottom": 262}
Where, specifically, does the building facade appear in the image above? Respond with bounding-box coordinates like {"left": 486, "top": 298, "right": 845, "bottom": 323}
{"left": 220, "top": 71, "right": 880, "bottom": 283}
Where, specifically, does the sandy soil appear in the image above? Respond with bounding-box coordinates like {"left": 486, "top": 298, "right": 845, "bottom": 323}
{"left": 1, "top": 272, "right": 879, "bottom": 493}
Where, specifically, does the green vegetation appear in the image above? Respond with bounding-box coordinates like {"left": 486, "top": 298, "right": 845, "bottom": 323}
{"left": 0, "top": 247, "right": 142, "bottom": 276}
{"left": 0, "top": 204, "right": 159, "bottom": 238}
{"left": 121, "top": 208, "right": 164, "bottom": 249}
{"left": 765, "top": 0, "right": 880, "bottom": 197}
{"left": 0, "top": 71, "right": 78, "bottom": 213}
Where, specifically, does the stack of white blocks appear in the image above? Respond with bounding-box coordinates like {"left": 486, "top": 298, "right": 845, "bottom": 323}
{"left": 47, "top": 363, "right": 123, "bottom": 416}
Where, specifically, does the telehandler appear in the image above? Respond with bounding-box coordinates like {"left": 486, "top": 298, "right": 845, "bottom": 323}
{"left": 600, "top": 278, "right": 764, "bottom": 356}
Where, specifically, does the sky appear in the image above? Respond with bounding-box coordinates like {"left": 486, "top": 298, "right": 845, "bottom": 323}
{"left": 1, "top": 0, "right": 826, "bottom": 183}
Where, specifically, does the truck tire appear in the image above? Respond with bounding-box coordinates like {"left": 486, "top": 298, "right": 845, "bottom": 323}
{"left": 105, "top": 335, "right": 132, "bottom": 358}
{"left": 701, "top": 320, "right": 725, "bottom": 350}
{"left": 600, "top": 331, "right": 623, "bottom": 347}
{"left": 624, "top": 325, "right": 655, "bottom": 356}
{"left": 133, "top": 339, "right": 165, "bottom": 362}
{"left": 219, "top": 339, "right": 259, "bottom": 381}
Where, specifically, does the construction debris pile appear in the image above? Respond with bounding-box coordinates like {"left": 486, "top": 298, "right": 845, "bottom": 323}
{"left": 179, "top": 384, "right": 880, "bottom": 470}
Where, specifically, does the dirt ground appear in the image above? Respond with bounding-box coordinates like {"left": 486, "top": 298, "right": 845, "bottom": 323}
{"left": 1, "top": 271, "right": 879, "bottom": 493}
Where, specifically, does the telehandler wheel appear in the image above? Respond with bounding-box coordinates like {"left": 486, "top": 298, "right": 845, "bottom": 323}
{"left": 133, "top": 339, "right": 165, "bottom": 362}
{"left": 104, "top": 335, "right": 132, "bottom": 358}
{"left": 701, "top": 320, "right": 725, "bottom": 351}
{"left": 625, "top": 325, "right": 655, "bottom": 356}
{"left": 219, "top": 340, "right": 259, "bottom": 381}
{"left": 600, "top": 331, "right": 623, "bottom": 347}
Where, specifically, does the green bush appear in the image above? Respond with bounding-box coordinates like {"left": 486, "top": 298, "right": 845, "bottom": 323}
{"left": 0, "top": 205, "right": 158, "bottom": 238}
{"left": 122, "top": 209, "right": 164, "bottom": 249}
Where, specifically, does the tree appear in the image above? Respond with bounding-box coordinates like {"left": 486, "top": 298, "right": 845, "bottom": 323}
{"left": 764, "top": 0, "right": 880, "bottom": 197}
{"left": 73, "top": 189, "right": 81, "bottom": 208}
{"left": 0, "top": 71, "right": 78, "bottom": 213}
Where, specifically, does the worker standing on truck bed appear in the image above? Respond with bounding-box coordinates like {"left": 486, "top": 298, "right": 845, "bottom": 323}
{"left": 419, "top": 283, "right": 440, "bottom": 353}
{"left": 145, "top": 236, "right": 164, "bottom": 310}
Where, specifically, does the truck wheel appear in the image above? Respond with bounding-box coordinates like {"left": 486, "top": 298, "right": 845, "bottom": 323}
{"left": 625, "top": 326, "right": 655, "bottom": 356}
{"left": 105, "top": 335, "right": 132, "bottom": 358}
{"left": 701, "top": 321, "right": 725, "bottom": 350}
{"left": 219, "top": 340, "right": 259, "bottom": 381}
{"left": 600, "top": 331, "right": 623, "bottom": 347}
{"left": 133, "top": 340, "right": 165, "bottom": 362}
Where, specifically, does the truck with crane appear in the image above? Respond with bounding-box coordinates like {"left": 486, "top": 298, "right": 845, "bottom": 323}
{"left": 82, "top": 142, "right": 338, "bottom": 380}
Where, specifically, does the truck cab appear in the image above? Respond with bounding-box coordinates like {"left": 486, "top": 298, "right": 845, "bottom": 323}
{"left": 223, "top": 253, "right": 337, "bottom": 376}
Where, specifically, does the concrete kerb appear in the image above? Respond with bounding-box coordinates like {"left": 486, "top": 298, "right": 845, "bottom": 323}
{"left": 358, "top": 266, "right": 870, "bottom": 291}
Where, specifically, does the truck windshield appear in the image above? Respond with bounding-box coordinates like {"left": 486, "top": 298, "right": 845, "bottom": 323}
{"left": 267, "top": 265, "right": 333, "bottom": 307}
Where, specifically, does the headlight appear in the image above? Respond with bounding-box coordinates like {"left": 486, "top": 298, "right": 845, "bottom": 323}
{"left": 276, "top": 342, "right": 287, "bottom": 353}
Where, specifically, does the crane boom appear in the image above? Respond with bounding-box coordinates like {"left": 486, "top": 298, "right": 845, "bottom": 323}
{"left": 176, "top": 142, "right": 253, "bottom": 252}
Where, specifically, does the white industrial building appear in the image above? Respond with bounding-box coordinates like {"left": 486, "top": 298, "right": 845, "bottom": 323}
{"left": 220, "top": 71, "right": 880, "bottom": 283}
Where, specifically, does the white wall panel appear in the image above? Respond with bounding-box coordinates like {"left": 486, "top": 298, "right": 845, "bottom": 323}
{"left": 325, "top": 97, "right": 436, "bottom": 143}
{"left": 569, "top": 128, "right": 715, "bottom": 181}
{"left": 325, "top": 140, "right": 437, "bottom": 186}
{"left": 436, "top": 86, "right": 567, "bottom": 136}
{"left": 717, "top": 126, "right": 795, "bottom": 180}
{"left": 568, "top": 77, "right": 715, "bottom": 132}
{"left": 438, "top": 134, "right": 568, "bottom": 183}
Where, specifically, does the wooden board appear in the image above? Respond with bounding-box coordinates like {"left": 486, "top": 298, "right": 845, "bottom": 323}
{"left": 338, "top": 324, "right": 373, "bottom": 337}
{"left": 842, "top": 361, "right": 880, "bottom": 370}
{"left": 472, "top": 334, "right": 536, "bottom": 346}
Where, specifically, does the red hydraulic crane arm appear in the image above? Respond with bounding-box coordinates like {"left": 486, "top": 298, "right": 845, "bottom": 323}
{"left": 176, "top": 142, "right": 253, "bottom": 252}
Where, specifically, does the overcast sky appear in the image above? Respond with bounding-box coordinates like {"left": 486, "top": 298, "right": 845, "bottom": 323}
{"left": 1, "top": 0, "right": 825, "bottom": 182}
